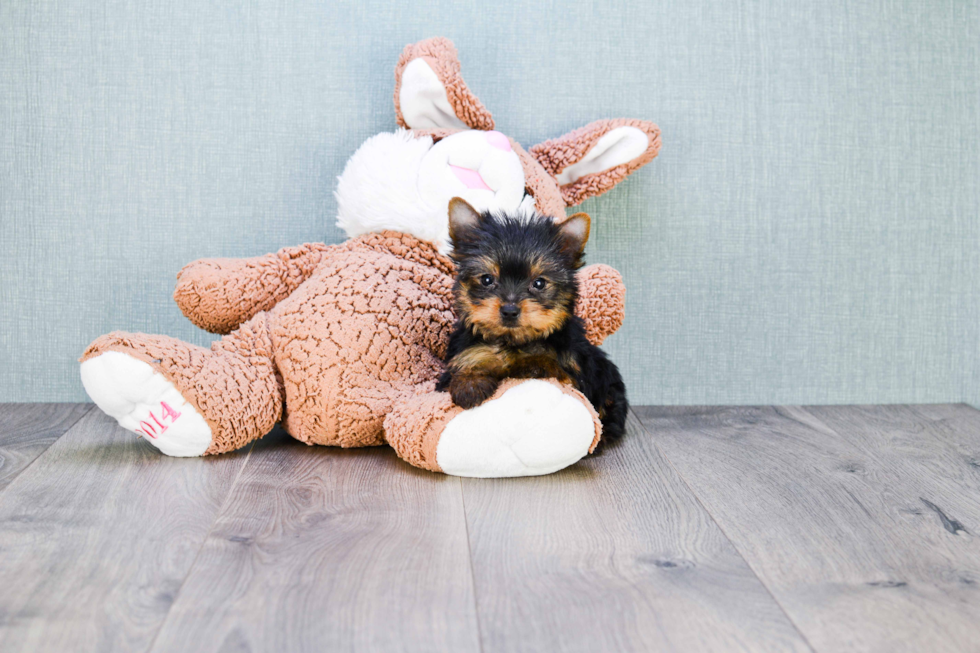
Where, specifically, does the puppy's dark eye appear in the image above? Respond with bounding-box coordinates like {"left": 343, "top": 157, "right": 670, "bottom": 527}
{"left": 480, "top": 274, "right": 495, "bottom": 287}
{"left": 532, "top": 278, "right": 547, "bottom": 290}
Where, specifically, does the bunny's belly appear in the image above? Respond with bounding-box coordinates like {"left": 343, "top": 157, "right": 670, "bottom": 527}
{"left": 267, "top": 247, "right": 455, "bottom": 447}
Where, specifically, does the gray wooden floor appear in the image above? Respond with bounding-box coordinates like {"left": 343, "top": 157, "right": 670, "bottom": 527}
{"left": 0, "top": 404, "right": 978, "bottom": 652}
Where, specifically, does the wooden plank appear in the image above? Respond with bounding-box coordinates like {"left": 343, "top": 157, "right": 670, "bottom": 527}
{"left": 149, "top": 430, "right": 481, "bottom": 653}
{"left": 0, "top": 408, "right": 253, "bottom": 653}
{"left": 803, "top": 404, "right": 980, "bottom": 538}
{"left": 638, "top": 405, "right": 980, "bottom": 653}
{"left": 461, "top": 411, "right": 812, "bottom": 653}
{"left": 900, "top": 403, "right": 980, "bottom": 489}
{"left": 0, "top": 403, "right": 92, "bottom": 491}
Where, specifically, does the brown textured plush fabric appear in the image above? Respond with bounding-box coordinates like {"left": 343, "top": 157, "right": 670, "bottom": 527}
{"left": 394, "top": 37, "right": 495, "bottom": 131}
{"left": 575, "top": 264, "right": 626, "bottom": 346}
{"left": 530, "top": 118, "right": 662, "bottom": 207}
{"left": 84, "top": 231, "right": 624, "bottom": 459}
{"left": 271, "top": 233, "right": 456, "bottom": 448}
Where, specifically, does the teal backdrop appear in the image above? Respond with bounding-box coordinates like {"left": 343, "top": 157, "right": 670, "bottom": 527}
{"left": 2, "top": 0, "right": 978, "bottom": 405}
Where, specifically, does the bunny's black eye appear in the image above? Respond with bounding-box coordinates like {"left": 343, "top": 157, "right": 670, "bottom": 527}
{"left": 480, "top": 274, "right": 495, "bottom": 287}
{"left": 532, "top": 278, "right": 547, "bottom": 290}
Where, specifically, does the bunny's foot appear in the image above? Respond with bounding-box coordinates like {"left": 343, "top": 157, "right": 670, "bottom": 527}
{"left": 80, "top": 317, "right": 283, "bottom": 456}
{"left": 386, "top": 379, "right": 601, "bottom": 478}
{"left": 81, "top": 350, "right": 212, "bottom": 457}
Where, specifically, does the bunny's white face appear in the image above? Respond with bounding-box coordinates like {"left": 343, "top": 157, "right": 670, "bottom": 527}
{"left": 417, "top": 130, "right": 529, "bottom": 220}
{"left": 335, "top": 129, "right": 534, "bottom": 254}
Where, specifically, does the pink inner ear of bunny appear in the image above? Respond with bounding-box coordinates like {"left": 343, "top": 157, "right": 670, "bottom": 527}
{"left": 394, "top": 37, "right": 494, "bottom": 131}
{"left": 530, "top": 119, "right": 662, "bottom": 207}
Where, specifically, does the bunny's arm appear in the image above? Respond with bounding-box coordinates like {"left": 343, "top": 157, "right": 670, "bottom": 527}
{"left": 575, "top": 264, "right": 626, "bottom": 346}
{"left": 174, "top": 242, "right": 333, "bottom": 334}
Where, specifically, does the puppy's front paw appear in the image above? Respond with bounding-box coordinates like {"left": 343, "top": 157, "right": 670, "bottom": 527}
{"left": 449, "top": 375, "right": 500, "bottom": 409}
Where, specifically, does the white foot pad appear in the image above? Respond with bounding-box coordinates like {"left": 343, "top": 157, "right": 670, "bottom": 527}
{"left": 80, "top": 351, "right": 212, "bottom": 457}
{"left": 436, "top": 380, "right": 596, "bottom": 478}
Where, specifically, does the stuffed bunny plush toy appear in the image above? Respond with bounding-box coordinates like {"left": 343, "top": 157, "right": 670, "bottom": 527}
{"left": 79, "top": 37, "right": 661, "bottom": 477}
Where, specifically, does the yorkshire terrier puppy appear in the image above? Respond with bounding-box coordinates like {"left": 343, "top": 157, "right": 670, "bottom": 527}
{"left": 436, "top": 197, "right": 628, "bottom": 445}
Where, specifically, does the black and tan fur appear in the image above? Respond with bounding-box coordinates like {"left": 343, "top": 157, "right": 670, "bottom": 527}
{"left": 436, "top": 198, "right": 628, "bottom": 445}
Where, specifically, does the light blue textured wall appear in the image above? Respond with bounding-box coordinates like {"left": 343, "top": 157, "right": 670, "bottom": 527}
{"left": 1, "top": 0, "right": 978, "bottom": 404}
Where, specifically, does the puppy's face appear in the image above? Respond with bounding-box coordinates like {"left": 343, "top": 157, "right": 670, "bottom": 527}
{"left": 448, "top": 198, "right": 590, "bottom": 344}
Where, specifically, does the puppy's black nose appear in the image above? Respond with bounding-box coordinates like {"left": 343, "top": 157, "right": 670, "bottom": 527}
{"left": 500, "top": 303, "right": 520, "bottom": 321}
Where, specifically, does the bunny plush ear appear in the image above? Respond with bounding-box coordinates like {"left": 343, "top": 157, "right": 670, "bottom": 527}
{"left": 530, "top": 119, "right": 661, "bottom": 206}
{"left": 394, "top": 38, "right": 495, "bottom": 131}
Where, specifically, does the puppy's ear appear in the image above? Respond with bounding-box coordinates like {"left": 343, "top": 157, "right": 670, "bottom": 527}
{"left": 448, "top": 197, "right": 483, "bottom": 246}
{"left": 558, "top": 212, "right": 591, "bottom": 259}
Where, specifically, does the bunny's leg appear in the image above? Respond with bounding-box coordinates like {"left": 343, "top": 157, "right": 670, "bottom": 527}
{"left": 80, "top": 313, "right": 283, "bottom": 456}
{"left": 385, "top": 379, "right": 601, "bottom": 477}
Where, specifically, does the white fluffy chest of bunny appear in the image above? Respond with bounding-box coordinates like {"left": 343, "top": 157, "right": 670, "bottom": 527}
{"left": 335, "top": 130, "right": 536, "bottom": 254}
